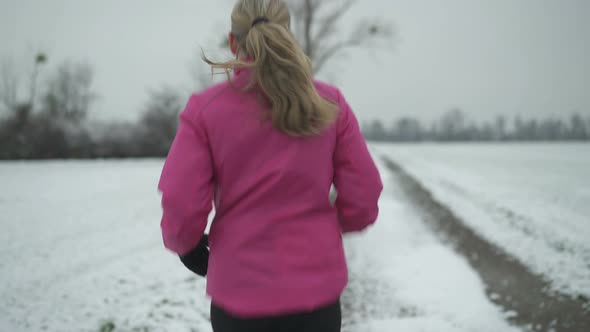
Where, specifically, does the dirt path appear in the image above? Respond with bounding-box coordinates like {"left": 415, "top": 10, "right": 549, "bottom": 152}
{"left": 382, "top": 157, "right": 590, "bottom": 332}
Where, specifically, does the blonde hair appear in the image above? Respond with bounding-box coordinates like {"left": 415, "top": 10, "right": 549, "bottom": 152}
{"left": 203, "top": 0, "right": 337, "bottom": 137}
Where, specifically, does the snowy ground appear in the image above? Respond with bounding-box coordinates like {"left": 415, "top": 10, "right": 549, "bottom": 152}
{"left": 0, "top": 158, "right": 517, "bottom": 332}
{"left": 341, "top": 156, "right": 517, "bottom": 332}
{"left": 372, "top": 142, "right": 590, "bottom": 299}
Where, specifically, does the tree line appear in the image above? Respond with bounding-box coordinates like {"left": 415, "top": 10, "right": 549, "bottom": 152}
{"left": 363, "top": 108, "right": 590, "bottom": 142}
{"left": 1, "top": 56, "right": 588, "bottom": 161}
{"left": 3, "top": 1, "right": 586, "bottom": 160}
{"left": 0, "top": 55, "right": 184, "bottom": 160}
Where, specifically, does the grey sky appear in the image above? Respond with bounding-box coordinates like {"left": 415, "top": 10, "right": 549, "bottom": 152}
{"left": 1, "top": 0, "right": 589, "bottom": 124}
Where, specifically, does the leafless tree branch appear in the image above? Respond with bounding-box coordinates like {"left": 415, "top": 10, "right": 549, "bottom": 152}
{"left": 217, "top": 0, "right": 394, "bottom": 76}
{"left": 0, "top": 59, "right": 19, "bottom": 112}
{"left": 314, "top": 40, "right": 356, "bottom": 75}
{"left": 311, "top": 0, "right": 356, "bottom": 50}
{"left": 43, "top": 61, "right": 95, "bottom": 123}
{"left": 288, "top": 0, "right": 393, "bottom": 74}
{"left": 302, "top": 0, "right": 315, "bottom": 59}
{"left": 314, "top": 18, "right": 394, "bottom": 74}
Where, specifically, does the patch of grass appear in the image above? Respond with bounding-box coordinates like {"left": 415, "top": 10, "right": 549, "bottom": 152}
{"left": 99, "top": 320, "right": 116, "bottom": 332}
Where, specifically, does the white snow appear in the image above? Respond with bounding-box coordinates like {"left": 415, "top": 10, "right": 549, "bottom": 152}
{"left": 342, "top": 156, "right": 517, "bottom": 331}
{"left": 372, "top": 142, "right": 590, "bottom": 299}
{"left": 0, "top": 161, "right": 215, "bottom": 332}
{"left": 0, "top": 158, "right": 517, "bottom": 331}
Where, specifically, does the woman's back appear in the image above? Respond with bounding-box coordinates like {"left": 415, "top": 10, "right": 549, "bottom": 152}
{"left": 158, "top": 0, "right": 382, "bottom": 328}
{"left": 159, "top": 70, "right": 382, "bottom": 316}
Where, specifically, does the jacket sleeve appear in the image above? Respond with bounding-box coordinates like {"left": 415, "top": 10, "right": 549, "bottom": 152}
{"left": 333, "top": 89, "right": 383, "bottom": 233}
{"left": 158, "top": 94, "right": 214, "bottom": 255}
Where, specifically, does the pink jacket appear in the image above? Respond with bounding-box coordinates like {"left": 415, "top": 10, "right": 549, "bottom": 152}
{"left": 158, "top": 69, "right": 382, "bottom": 317}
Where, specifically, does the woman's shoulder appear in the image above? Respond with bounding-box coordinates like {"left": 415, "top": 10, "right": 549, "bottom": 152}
{"left": 313, "top": 80, "right": 342, "bottom": 103}
{"left": 193, "top": 81, "right": 233, "bottom": 105}
{"left": 313, "top": 80, "right": 355, "bottom": 127}
{"left": 182, "top": 81, "right": 234, "bottom": 118}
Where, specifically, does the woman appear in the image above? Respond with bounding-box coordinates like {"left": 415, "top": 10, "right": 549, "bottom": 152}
{"left": 158, "top": 0, "right": 382, "bottom": 331}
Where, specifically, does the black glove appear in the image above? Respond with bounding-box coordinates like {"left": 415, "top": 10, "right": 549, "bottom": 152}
{"left": 179, "top": 234, "right": 209, "bottom": 277}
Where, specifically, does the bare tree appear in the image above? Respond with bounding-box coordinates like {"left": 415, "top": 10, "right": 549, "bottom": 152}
{"left": 213, "top": 0, "right": 393, "bottom": 75}
{"left": 0, "top": 54, "right": 48, "bottom": 122}
{"left": 0, "top": 59, "right": 19, "bottom": 114}
{"left": 41, "top": 61, "right": 95, "bottom": 124}
{"left": 288, "top": 0, "right": 394, "bottom": 74}
{"left": 137, "top": 86, "right": 184, "bottom": 156}
{"left": 439, "top": 108, "right": 466, "bottom": 141}
{"left": 29, "top": 53, "right": 48, "bottom": 110}
{"left": 393, "top": 117, "right": 423, "bottom": 142}
{"left": 494, "top": 115, "right": 507, "bottom": 141}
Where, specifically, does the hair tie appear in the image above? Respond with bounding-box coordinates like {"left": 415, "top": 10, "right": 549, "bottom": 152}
{"left": 251, "top": 17, "right": 270, "bottom": 27}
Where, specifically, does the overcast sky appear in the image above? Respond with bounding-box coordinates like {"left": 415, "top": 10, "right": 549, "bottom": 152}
{"left": 1, "top": 0, "right": 589, "bottom": 124}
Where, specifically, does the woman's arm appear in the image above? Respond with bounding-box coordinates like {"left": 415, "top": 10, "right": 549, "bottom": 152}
{"left": 158, "top": 95, "right": 214, "bottom": 255}
{"left": 333, "top": 89, "right": 383, "bottom": 233}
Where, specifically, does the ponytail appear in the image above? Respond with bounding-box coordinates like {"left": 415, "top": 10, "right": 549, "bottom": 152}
{"left": 203, "top": 0, "right": 337, "bottom": 137}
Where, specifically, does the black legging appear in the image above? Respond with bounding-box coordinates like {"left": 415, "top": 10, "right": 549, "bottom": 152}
{"left": 210, "top": 299, "right": 342, "bottom": 332}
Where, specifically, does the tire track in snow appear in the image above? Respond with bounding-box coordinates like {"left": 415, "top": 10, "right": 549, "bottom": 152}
{"left": 382, "top": 156, "right": 590, "bottom": 332}
{"left": 437, "top": 179, "right": 590, "bottom": 270}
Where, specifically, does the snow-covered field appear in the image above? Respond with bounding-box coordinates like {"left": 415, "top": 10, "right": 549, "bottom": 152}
{"left": 0, "top": 158, "right": 516, "bottom": 331}
{"left": 372, "top": 142, "right": 590, "bottom": 299}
